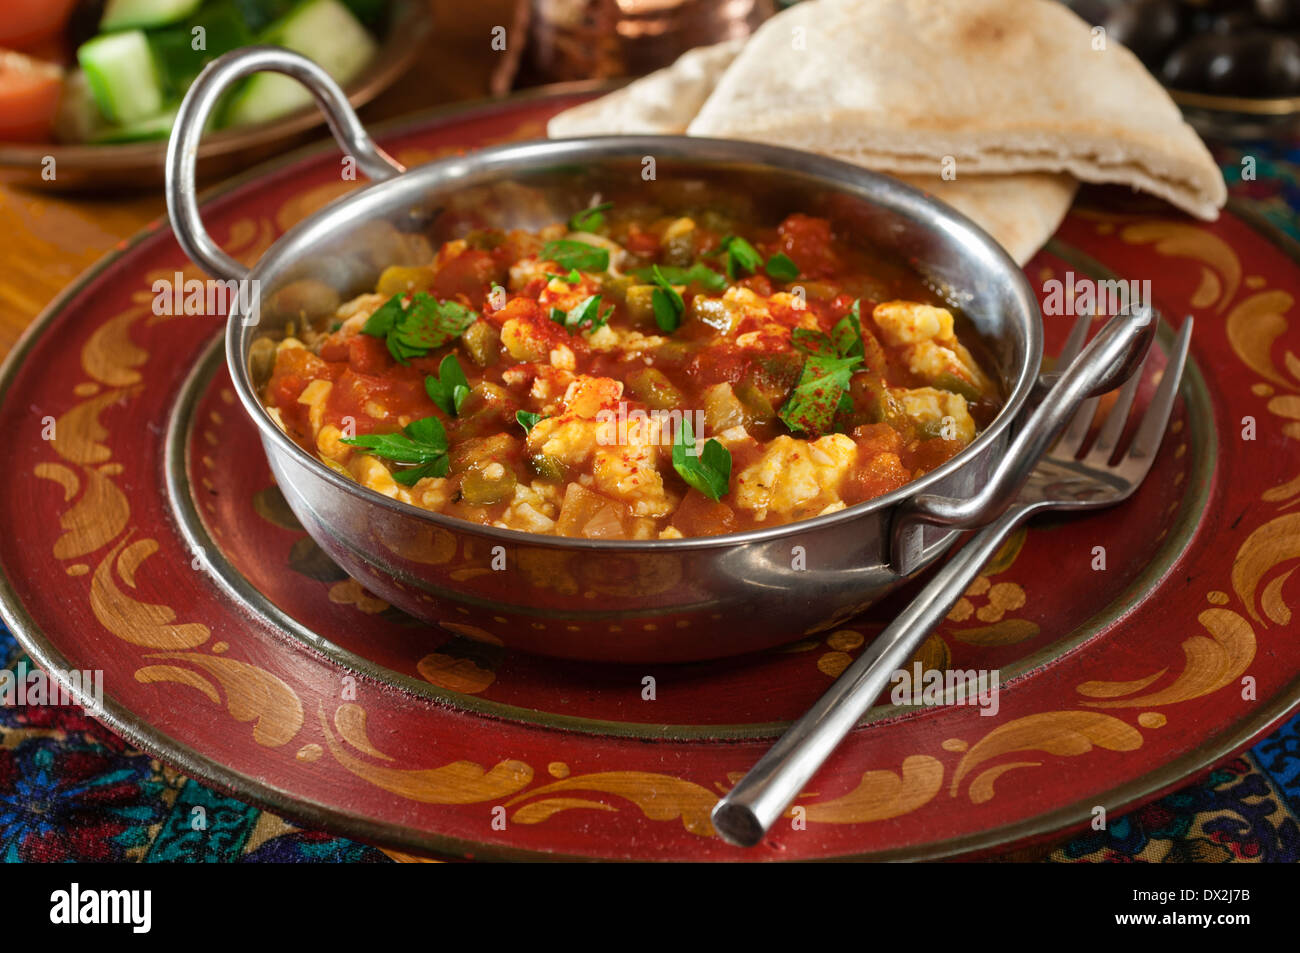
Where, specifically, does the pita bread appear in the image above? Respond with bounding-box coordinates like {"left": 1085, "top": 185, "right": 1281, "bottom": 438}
{"left": 688, "top": 0, "right": 1225, "bottom": 220}
{"left": 547, "top": 39, "right": 746, "bottom": 137}
{"left": 895, "top": 172, "right": 1075, "bottom": 266}
{"left": 547, "top": 36, "right": 1075, "bottom": 265}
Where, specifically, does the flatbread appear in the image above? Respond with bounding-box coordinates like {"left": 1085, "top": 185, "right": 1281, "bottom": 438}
{"left": 895, "top": 172, "right": 1076, "bottom": 266}
{"left": 688, "top": 0, "right": 1225, "bottom": 220}
{"left": 546, "top": 36, "right": 1076, "bottom": 265}
{"left": 547, "top": 39, "right": 746, "bottom": 137}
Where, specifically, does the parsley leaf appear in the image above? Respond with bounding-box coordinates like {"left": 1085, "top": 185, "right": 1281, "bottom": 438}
{"left": 649, "top": 265, "right": 685, "bottom": 333}
{"left": 341, "top": 416, "right": 450, "bottom": 485}
{"left": 791, "top": 327, "right": 837, "bottom": 357}
{"left": 778, "top": 353, "right": 861, "bottom": 437}
{"left": 516, "top": 410, "right": 546, "bottom": 433}
{"left": 541, "top": 239, "right": 609, "bottom": 273}
{"left": 361, "top": 292, "right": 477, "bottom": 365}
{"left": 425, "top": 353, "right": 471, "bottom": 417}
{"left": 546, "top": 269, "right": 582, "bottom": 285}
{"left": 672, "top": 416, "right": 731, "bottom": 502}
{"left": 562, "top": 294, "right": 610, "bottom": 333}
{"left": 361, "top": 294, "right": 405, "bottom": 337}
{"left": 568, "top": 201, "right": 613, "bottom": 233}
{"left": 632, "top": 263, "right": 727, "bottom": 292}
{"left": 832, "top": 299, "right": 864, "bottom": 360}
{"left": 718, "top": 235, "right": 762, "bottom": 280}
{"left": 765, "top": 252, "right": 800, "bottom": 281}
{"left": 781, "top": 308, "right": 866, "bottom": 436}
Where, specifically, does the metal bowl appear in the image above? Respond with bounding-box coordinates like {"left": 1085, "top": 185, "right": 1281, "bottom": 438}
{"left": 167, "top": 48, "right": 1052, "bottom": 664}
{"left": 0, "top": 0, "right": 430, "bottom": 191}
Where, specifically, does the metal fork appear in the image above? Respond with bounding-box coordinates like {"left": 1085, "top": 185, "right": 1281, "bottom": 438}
{"left": 712, "top": 311, "right": 1194, "bottom": 848}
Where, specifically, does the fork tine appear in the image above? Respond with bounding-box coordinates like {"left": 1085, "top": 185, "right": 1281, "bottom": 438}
{"left": 1052, "top": 311, "right": 1098, "bottom": 456}
{"left": 1118, "top": 317, "right": 1193, "bottom": 478}
{"left": 1084, "top": 339, "right": 1151, "bottom": 464}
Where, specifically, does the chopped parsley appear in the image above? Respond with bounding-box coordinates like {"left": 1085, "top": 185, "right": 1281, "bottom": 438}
{"left": 672, "top": 416, "right": 731, "bottom": 502}
{"left": 718, "top": 234, "right": 762, "bottom": 280}
{"left": 361, "top": 292, "right": 477, "bottom": 365}
{"left": 568, "top": 201, "right": 613, "bottom": 233}
{"left": 424, "top": 353, "right": 470, "bottom": 417}
{"left": 516, "top": 410, "right": 546, "bottom": 433}
{"left": 779, "top": 305, "right": 866, "bottom": 436}
{"left": 649, "top": 265, "right": 685, "bottom": 333}
{"left": 560, "top": 294, "right": 611, "bottom": 333}
{"left": 340, "top": 416, "right": 450, "bottom": 486}
{"left": 547, "top": 268, "right": 582, "bottom": 285}
{"left": 540, "top": 239, "right": 609, "bottom": 273}
{"left": 831, "top": 299, "right": 865, "bottom": 359}
{"left": 632, "top": 263, "right": 727, "bottom": 292}
{"left": 765, "top": 252, "right": 800, "bottom": 281}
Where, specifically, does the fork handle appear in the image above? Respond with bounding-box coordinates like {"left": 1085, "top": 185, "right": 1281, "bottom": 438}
{"left": 711, "top": 502, "right": 1031, "bottom": 848}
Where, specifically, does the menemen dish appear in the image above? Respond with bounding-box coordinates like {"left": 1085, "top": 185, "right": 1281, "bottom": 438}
{"left": 261, "top": 204, "right": 1001, "bottom": 540}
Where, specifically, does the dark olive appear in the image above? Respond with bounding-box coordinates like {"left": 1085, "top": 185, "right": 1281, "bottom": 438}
{"left": 1163, "top": 31, "right": 1300, "bottom": 95}
{"left": 1176, "top": 0, "right": 1248, "bottom": 10}
{"left": 1257, "top": 0, "right": 1300, "bottom": 27}
{"left": 1161, "top": 35, "right": 1221, "bottom": 90}
{"left": 1105, "top": 0, "right": 1186, "bottom": 68}
{"left": 1211, "top": 11, "right": 1264, "bottom": 33}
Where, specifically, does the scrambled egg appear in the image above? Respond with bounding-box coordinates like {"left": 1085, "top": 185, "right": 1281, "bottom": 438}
{"left": 734, "top": 434, "right": 858, "bottom": 521}
{"left": 501, "top": 317, "right": 551, "bottom": 362}
{"left": 296, "top": 378, "right": 332, "bottom": 433}
{"left": 592, "top": 414, "right": 672, "bottom": 518}
{"left": 872, "top": 301, "right": 991, "bottom": 393}
{"left": 892, "top": 386, "right": 976, "bottom": 443}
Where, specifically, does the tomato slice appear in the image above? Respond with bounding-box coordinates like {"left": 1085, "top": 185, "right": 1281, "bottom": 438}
{"left": 0, "top": 0, "right": 78, "bottom": 52}
{"left": 0, "top": 50, "right": 64, "bottom": 142}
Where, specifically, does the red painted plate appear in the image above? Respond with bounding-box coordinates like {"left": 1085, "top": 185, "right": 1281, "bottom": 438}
{"left": 1, "top": 90, "right": 1297, "bottom": 861}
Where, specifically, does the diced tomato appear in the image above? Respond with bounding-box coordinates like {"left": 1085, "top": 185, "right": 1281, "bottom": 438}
{"left": 0, "top": 50, "right": 62, "bottom": 142}
{"left": 844, "top": 450, "right": 911, "bottom": 503}
{"left": 433, "top": 249, "right": 502, "bottom": 307}
{"left": 0, "top": 1, "right": 77, "bottom": 52}
{"left": 346, "top": 333, "right": 393, "bottom": 376}
{"left": 492, "top": 294, "right": 577, "bottom": 355}
{"left": 911, "top": 437, "right": 965, "bottom": 473}
{"left": 622, "top": 227, "right": 660, "bottom": 257}
{"left": 777, "top": 214, "right": 840, "bottom": 278}
{"left": 326, "top": 368, "right": 436, "bottom": 432}
{"left": 670, "top": 490, "right": 738, "bottom": 537}
{"left": 267, "top": 347, "right": 334, "bottom": 404}
{"left": 851, "top": 423, "right": 903, "bottom": 457}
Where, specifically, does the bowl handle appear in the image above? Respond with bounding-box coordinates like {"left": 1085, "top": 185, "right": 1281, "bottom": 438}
{"left": 165, "top": 46, "right": 406, "bottom": 281}
{"left": 889, "top": 307, "right": 1155, "bottom": 575}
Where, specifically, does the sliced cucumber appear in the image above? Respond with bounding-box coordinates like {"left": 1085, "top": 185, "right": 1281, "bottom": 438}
{"left": 101, "top": 0, "right": 204, "bottom": 31}
{"left": 149, "top": 0, "right": 254, "bottom": 97}
{"left": 77, "top": 31, "right": 165, "bottom": 125}
{"left": 222, "top": 0, "right": 378, "bottom": 128}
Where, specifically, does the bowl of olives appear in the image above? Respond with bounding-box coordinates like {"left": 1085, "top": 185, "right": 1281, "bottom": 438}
{"left": 1070, "top": 0, "right": 1300, "bottom": 137}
